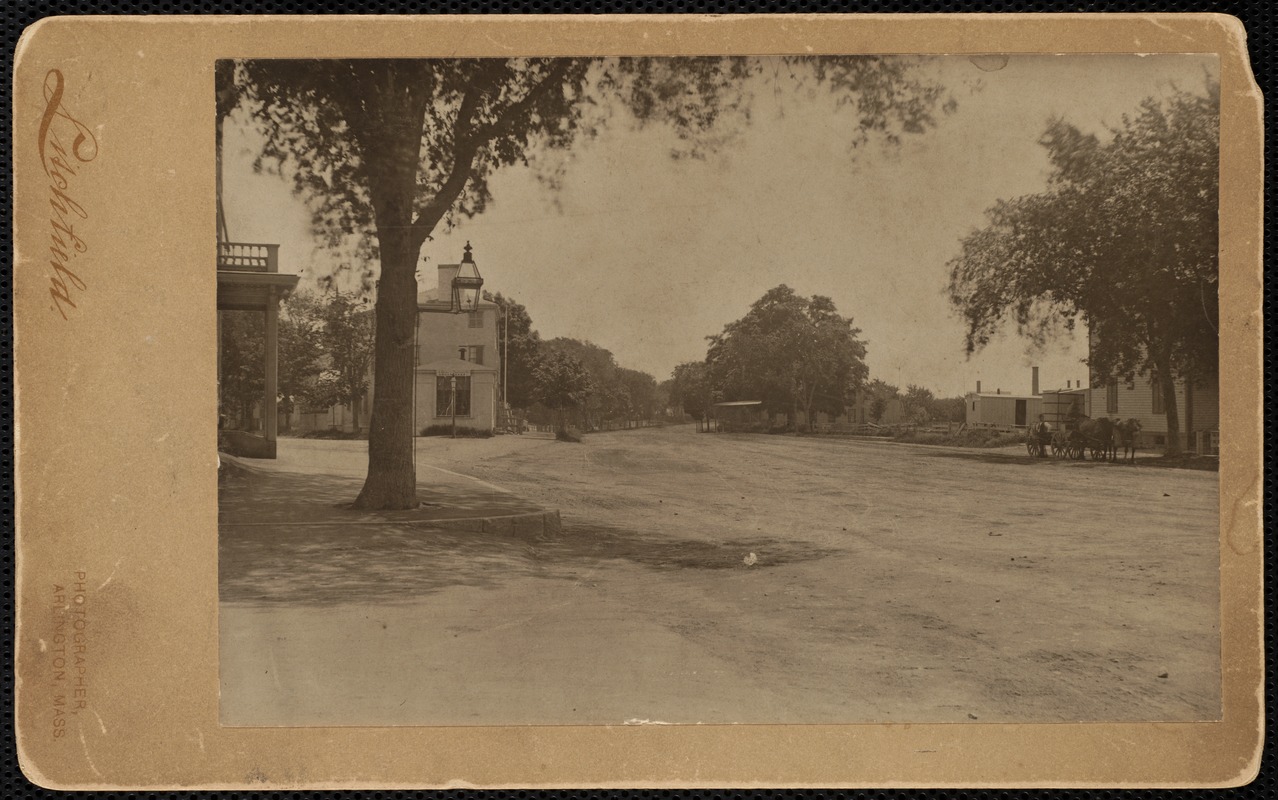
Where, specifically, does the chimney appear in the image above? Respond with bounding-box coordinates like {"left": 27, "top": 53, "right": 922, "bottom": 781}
{"left": 1032, "top": 366, "right": 1040, "bottom": 396}
{"left": 976, "top": 380, "right": 981, "bottom": 394}
{"left": 437, "top": 262, "right": 460, "bottom": 299}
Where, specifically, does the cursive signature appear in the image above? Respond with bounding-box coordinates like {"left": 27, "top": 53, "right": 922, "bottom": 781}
{"left": 38, "top": 69, "right": 98, "bottom": 320}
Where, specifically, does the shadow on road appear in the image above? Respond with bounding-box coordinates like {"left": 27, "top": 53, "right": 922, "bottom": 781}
{"left": 219, "top": 519, "right": 837, "bottom": 607}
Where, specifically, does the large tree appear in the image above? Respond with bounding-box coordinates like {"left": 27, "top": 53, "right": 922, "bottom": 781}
{"left": 615, "top": 367, "right": 660, "bottom": 424}
{"left": 947, "top": 82, "right": 1218, "bottom": 454}
{"left": 219, "top": 311, "right": 264, "bottom": 430}
{"left": 230, "top": 56, "right": 954, "bottom": 508}
{"left": 669, "top": 361, "right": 714, "bottom": 421}
{"left": 487, "top": 292, "right": 542, "bottom": 410}
{"left": 707, "top": 285, "right": 868, "bottom": 430}
{"left": 310, "top": 290, "right": 377, "bottom": 434}
{"left": 864, "top": 378, "right": 899, "bottom": 424}
{"left": 277, "top": 291, "right": 325, "bottom": 430}
{"left": 533, "top": 350, "right": 594, "bottom": 436}
{"left": 541, "top": 337, "right": 661, "bottom": 429}
{"left": 901, "top": 384, "right": 936, "bottom": 425}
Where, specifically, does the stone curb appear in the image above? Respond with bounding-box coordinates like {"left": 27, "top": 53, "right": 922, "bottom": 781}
{"left": 388, "top": 509, "right": 563, "bottom": 536}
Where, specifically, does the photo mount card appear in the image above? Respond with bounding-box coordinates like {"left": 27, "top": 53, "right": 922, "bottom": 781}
{"left": 12, "top": 13, "right": 1264, "bottom": 789}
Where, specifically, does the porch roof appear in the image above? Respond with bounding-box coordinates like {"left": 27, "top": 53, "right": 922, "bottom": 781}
{"left": 216, "top": 270, "right": 299, "bottom": 311}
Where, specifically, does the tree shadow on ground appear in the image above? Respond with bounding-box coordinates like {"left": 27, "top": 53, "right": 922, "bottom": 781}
{"left": 219, "top": 463, "right": 541, "bottom": 526}
{"left": 219, "top": 520, "right": 838, "bottom": 607}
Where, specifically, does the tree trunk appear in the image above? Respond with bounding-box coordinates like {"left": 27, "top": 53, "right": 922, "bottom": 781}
{"left": 1155, "top": 352, "right": 1183, "bottom": 456}
{"left": 1184, "top": 373, "right": 1195, "bottom": 454}
{"left": 350, "top": 393, "right": 362, "bottom": 435}
{"left": 353, "top": 105, "right": 427, "bottom": 509}
{"left": 354, "top": 234, "right": 419, "bottom": 508}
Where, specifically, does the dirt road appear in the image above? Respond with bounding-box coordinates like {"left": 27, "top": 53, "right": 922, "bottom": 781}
{"left": 220, "top": 426, "right": 1219, "bottom": 726}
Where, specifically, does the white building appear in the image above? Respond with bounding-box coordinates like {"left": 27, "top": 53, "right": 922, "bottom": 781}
{"left": 414, "top": 259, "right": 501, "bottom": 434}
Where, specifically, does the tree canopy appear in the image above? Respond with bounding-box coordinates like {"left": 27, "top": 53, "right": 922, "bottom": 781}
{"left": 538, "top": 337, "right": 661, "bottom": 430}
{"left": 947, "top": 81, "right": 1218, "bottom": 453}
{"left": 226, "top": 56, "right": 955, "bottom": 507}
{"left": 532, "top": 349, "right": 594, "bottom": 435}
{"left": 707, "top": 285, "right": 868, "bottom": 430}
{"left": 487, "top": 291, "right": 542, "bottom": 410}
{"left": 669, "top": 361, "right": 714, "bottom": 419}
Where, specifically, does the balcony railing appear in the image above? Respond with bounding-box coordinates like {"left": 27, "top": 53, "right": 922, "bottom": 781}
{"left": 218, "top": 242, "right": 280, "bottom": 273}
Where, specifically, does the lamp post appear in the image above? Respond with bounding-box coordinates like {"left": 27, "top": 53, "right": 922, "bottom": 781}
{"left": 450, "top": 375, "right": 458, "bottom": 439}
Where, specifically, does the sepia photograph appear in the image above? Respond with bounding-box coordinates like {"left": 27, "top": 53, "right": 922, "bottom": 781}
{"left": 214, "top": 54, "right": 1223, "bottom": 728}
{"left": 13, "top": 12, "right": 1262, "bottom": 788}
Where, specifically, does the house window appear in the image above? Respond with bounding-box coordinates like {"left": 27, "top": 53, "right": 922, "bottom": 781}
{"left": 436, "top": 376, "right": 471, "bottom": 417}
{"left": 457, "top": 345, "right": 484, "bottom": 365}
{"left": 1151, "top": 373, "right": 1165, "bottom": 415}
{"left": 1106, "top": 379, "right": 1118, "bottom": 414}
{"left": 468, "top": 310, "right": 484, "bottom": 328}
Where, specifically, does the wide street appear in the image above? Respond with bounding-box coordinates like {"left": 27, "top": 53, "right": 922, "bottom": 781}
{"left": 220, "top": 425, "right": 1220, "bottom": 727}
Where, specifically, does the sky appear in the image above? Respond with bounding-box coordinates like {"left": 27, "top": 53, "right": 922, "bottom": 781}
{"left": 222, "top": 54, "right": 1218, "bottom": 398}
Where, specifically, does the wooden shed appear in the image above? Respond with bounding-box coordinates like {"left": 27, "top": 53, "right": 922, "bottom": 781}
{"left": 709, "top": 400, "right": 767, "bottom": 432}
{"left": 964, "top": 392, "right": 1043, "bottom": 431}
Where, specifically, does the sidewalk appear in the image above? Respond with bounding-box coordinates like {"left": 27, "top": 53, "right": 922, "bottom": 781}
{"left": 218, "top": 449, "right": 560, "bottom": 534}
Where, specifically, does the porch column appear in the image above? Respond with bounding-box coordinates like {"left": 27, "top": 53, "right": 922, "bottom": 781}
{"left": 264, "top": 285, "right": 279, "bottom": 444}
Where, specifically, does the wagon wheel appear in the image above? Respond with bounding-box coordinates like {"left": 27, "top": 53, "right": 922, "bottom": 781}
{"left": 1026, "top": 438, "right": 1040, "bottom": 458}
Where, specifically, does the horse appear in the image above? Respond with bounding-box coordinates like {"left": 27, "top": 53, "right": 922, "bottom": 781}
{"left": 1074, "top": 416, "right": 1115, "bottom": 461}
{"left": 1112, "top": 418, "right": 1143, "bottom": 463}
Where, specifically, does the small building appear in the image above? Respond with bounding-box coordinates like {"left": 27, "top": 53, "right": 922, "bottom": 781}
{"left": 708, "top": 400, "right": 767, "bottom": 432}
{"left": 964, "top": 391, "right": 1042, "bottom": 430}
{"left": 413, "top": 259, "right": 502, "bottom": 434}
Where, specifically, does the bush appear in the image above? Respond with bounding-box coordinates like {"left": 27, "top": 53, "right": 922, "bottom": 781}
{"left": 891, "top": 427, "right": 1023, "bottom": 448}
{"left": 555, "top": 428, "right": 583, "bottom": 443}
{"left": 419, "top": 425, "right": 493, "bottom": 438}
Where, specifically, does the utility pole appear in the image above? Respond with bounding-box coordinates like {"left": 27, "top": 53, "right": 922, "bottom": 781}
{"left": 502, "top": 304, "right": 508, "bottom": 407}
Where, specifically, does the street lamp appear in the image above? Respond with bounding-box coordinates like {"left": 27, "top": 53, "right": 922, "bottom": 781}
{"left": 451, "top": 241, "right": 484, "bottom": 314}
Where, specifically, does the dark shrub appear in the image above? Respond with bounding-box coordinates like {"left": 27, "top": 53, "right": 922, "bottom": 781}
{"left": 555, "top": 428, "right": 583, "bottom": 443}
{"left": 418, "top": 424, "right": 493, "bottom": 438}
{"left": 299, "top": 428, "right": 368, "bottom": 440}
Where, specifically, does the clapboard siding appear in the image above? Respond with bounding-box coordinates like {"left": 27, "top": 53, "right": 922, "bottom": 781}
{"left": 1188, "top": 379, "right": 1219, "bottom": 432}
{"left": 1088, "top": 374, "right": 1219, "bottom": 449}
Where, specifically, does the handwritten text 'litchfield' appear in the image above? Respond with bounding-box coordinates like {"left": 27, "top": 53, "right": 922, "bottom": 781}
{"left": 38, "top": 69, "right": 99, "bottom": 320}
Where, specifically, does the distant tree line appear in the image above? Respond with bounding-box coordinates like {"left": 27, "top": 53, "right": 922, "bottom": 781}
{"left": 485, "top": 291, "right": 669, "bottom": 435}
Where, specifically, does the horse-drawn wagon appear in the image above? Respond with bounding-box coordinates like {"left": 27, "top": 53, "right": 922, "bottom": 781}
{"left": 1026, "top": 415, "right": 1143, "bottom": 462}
